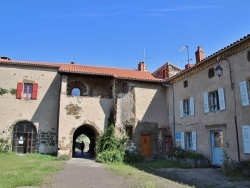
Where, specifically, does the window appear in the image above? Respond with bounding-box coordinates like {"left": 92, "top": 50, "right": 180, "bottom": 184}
{"left": 204, "top": 88, "right": 225, "bottom": 113}
{"left": 125, "top": 126, "right": 133, "bottom": 140}
{"left": 67, "top": 81, "right": 87, "bottom": 96}
{"left": 180, "top": 131, "right": 196, "bottom": 150}
{"left": 239, "top": 80, "right": 250, "bottom": 106}
{"left": 183, "top": 99, "right": 190, "bottom": 116}
{"left": 209, "top": 91, "right": 220, "bottom": 111}
{"left": 183, "top": 80, "right": 188, "bottom": 88}
{"left": 208, "top": 68, "right": 215, "bottom": 78}
{"left": 180, "top": 97, "right": 194, "bottom": 118}
{"left": 16, "top": 82, "right": 38, "bottom": 100}
{"left": 122, "top": 83, "right": 129, "bottom": 93}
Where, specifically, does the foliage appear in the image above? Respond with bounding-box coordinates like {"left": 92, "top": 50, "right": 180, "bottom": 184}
{"left": 169, "top": 147, "right": 204, "bottom": 160}
{"left": 124, "top": 150, "right": 144, "bottom": 163}
{"left": 0, "top": 87, "right": 8, "bottom": 96}
{"left": 9, "top": 88, "right": 17, "bottom": 95}
{"left": 0, "top": 152, "right": 65, "bottom": 188}
{"left": 95, "top": 124, "right": 129, "bottom": 163}
{"left": 0, "top": 139, "right": 10, "bottom": 153}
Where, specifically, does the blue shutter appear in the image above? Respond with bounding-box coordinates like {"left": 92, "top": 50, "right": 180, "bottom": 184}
{"left": 239, "top": 81, "right": 249, "bottom": 106}
{"left": 203, "top": 93, "right": 209, "bottom": 113}
{"left": 180, "top": 101, "right": 184, "bottom": 118}
{"left": 218, "top": 88, "right": 225, "bottom": 110}
{"left": 190, "top": 97, "right": 195, "bottom": 116}
{"left": 192, "top": 131, "right": 197, "bottom": 151}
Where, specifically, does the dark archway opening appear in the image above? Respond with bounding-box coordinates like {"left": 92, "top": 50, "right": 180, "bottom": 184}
{"left": 72, "top": 125, "right": 97, "bottom": 158}
{"left": 12, "top": 121, "right": 37, "bottom": 154}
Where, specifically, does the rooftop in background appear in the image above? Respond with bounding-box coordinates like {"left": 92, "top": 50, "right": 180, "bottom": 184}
{"left": 0, "top": 59, "right": 163, "bottom": 82}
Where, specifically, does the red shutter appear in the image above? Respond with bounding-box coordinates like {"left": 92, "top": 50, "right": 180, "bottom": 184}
{"left": 16, "top": 82, "right": 23, "bottom": 99}
{"left": 31, "top": 83, "right": 38, "bottom": 100}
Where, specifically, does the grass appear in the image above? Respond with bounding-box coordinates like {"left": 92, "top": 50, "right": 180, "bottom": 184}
{"left": 106, "top": 159, "right": 193, "bottom": 188}
{"left": 0, "top": 152, "right": 66, "bottom": 188}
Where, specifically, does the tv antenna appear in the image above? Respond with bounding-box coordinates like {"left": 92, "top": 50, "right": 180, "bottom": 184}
{"left": 178, "top": 45, "right": 192, "bottom": 63}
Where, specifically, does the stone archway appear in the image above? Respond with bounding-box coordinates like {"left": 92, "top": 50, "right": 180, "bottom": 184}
{"left": 72, "top": 124, "right": 98, "bottom": 157}
{"left": 12, "top": 120, "right": 37, "bottom": 153}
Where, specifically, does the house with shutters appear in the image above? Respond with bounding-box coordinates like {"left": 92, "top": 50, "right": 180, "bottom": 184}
{"left": 160, "top": 35, "right": 250, "bottom": 165}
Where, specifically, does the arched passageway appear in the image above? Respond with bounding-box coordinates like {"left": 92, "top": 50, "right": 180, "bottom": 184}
{"left": 12, "top": 121, "right": 37, "bottom": 153}
{"left": 72, "top": 125, "right": 97, "bottom": 158}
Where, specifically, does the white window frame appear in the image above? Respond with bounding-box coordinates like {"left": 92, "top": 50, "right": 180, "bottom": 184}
{"left": 181, "top": 131, "right": 197, "bottom": 151}
{"left": 180, "top": 97, "right": 195, "bottom": 117}
{"left": 204, "top": 88, "right": 225, "bottom": 113}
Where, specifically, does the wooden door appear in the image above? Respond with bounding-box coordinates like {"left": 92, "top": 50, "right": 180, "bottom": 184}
{"left": 140, "top": 134, "right": 151, "bottom": 157}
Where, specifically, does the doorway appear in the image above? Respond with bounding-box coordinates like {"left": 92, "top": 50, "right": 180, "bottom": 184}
{"left": 140, "top": 134, "right": 151, "bottom": 157}
{"left": 12, "top": 121, "right": 36, "bottom": 153}
{"left": 211, "top": 131, "right": 224, "bottom": 165}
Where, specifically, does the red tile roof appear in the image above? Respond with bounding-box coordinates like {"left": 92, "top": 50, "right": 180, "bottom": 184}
{"left": 0, "top": 59, "right": 162, "bottom": 82}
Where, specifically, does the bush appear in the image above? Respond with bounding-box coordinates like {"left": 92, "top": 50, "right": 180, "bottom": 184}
{"left": 124, "top": 151, "right": 144, "bottom": 163}
{"left": 0, "top": 139, "right": 10, "bottom": 153}
{"left": 95, "top": 124, "right": 129, "bottom": 163}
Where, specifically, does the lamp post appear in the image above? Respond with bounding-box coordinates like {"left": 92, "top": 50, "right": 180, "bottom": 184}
{"left": 216, "top": 56, "right": 240, "bottom": 162}
{"left": 162, "top": 82, "right": 176, "bottom": 146}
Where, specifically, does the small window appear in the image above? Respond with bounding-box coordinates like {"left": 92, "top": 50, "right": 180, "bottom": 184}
{"left": 122, "top": 83, "right": 129, "bottom": 93}
{"left": 16, "top": 82, "right": 38, "bottom": 100}
{"left": 247, "top": 51, "right": 250, "bottom": 62}
{"left": 208, "top": 68, "right": 215, "bottom": 78}
{"left": 126, "top": 126, "right": 133, "bottom": 140}
{"left": 183, "top": 80, "right": 188, "bottom": 88}
{"left": 186, "top": 132, "right": 193, "bottom": 150}
{"left": 209, "top": 90, "right": 220, "bottom": 111}
{"left": 183, "top": 99, "right": 190, "bottom": 116}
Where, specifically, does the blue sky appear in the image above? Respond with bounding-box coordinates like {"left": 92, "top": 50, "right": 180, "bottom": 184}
{"left": 0, "top": 0, "right": 249, "bottom": 72}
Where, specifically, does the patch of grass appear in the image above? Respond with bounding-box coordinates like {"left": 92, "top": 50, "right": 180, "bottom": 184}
{"left": 0, "top": 152, "right": 66, "bottom": 188}
{"left": 107, "top": 161, "right": 192, "bottom": 188}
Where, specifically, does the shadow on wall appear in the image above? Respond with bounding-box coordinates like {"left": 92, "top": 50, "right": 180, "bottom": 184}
{"left": 30, "top": 72, "right": 61, "bottom": 153}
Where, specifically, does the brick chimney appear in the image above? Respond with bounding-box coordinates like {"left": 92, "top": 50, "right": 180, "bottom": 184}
{"left": 185, "top": 63, "right": 195, "bottom": 69}
{"left": 195, "top": 46, "right": 205, "bottom": 63}
{"left": 70, "top": 62, "right": 75, "bottom": 64}
{"left": 138, "top": 62, "right": 146, "bottom": 71}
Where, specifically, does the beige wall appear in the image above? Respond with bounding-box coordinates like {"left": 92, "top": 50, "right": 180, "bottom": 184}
{"left": 0, "top": 65, "right": 60, "bottom": 153}
{"left": 170, "top": 46, "right": 250, "bottom": 162}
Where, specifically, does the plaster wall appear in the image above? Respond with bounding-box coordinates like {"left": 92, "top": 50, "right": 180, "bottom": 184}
{"left": 170, "top": 46, "right": 250, "bottom": 162}
{"left": 0, "top": 65, "right": 60, "bottom": 153}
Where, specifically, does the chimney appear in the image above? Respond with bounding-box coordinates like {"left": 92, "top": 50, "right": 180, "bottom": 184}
{"left": 138, "top": 62, "right": 146, "bottom": 71}
{"left": 195, "top": 46, "right": 205, "bottom": 63}
{"left": 185, "top": 63, "right": 195, "bottom": 69}
{"left": 1, "top": 57, "right": 10, "bottom": 60}
{"left": 70, "top": 62, "right": 75, "bottom": 64}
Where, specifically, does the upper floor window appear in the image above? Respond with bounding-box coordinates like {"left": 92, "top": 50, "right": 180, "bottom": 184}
{"left": 122, "top": 83, "right": 129, "bottom": 93}
{"left": 203, "top": 88, "right": 225, "bottom": 113}
{"left": 183, "top": 80, "right": 188, "bottom": 88}
{"left": 67, "top": 81, "right": 87, "bottom": 96}
{"left": 239, "top": 80, "right": 250, "bottom": 106}
{"left": 179, "top": 97, "right": 194, "bottom": 118}
{"left": 16, "top": 82, "right": 38, "bottom": 100}
{"left": 208, "top": 68, "right": 215, "bottom": 79}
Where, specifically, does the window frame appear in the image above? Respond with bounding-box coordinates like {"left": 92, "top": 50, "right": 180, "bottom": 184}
{"left": 183, "top": 80, "right": 188, "bottom": 88}
{"left": 183, "top": 99, "right": 190, "bottom": 116}
{"left": 209, "top": 90, "right": 220, "bottom": 112}
{"left": 16, "top": 82, "right": 38, "bottom": 100}
{"left": 208, "top": 68, "right": 215, "bottom": 79}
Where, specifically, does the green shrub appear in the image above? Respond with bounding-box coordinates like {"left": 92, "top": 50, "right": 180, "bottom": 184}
{"left": 124, "top": 151, "right": 144, "bottom": 163}
{"left": 95, "top": 124, "right": 128, "bottom": 163}
{"left": 0, "top": 139, "right": 10, "bottom": 153}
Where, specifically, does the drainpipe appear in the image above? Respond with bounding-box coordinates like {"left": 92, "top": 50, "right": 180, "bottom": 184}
{"left": 162, "top": 82, "right": 176, "bottom": 146}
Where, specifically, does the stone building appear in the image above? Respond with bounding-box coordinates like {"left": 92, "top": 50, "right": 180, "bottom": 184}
{"left": 0, "top": 34, "right": 250, "bottom": 164}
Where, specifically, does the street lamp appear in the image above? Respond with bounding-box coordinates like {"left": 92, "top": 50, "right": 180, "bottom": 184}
{"left": 216, "top": 56, "right": 240, "bottom": 162}
{"left": 162, "top": 82, "right": 176, "bottom": 146}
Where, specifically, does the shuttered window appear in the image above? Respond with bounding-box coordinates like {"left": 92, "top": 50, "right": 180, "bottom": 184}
{"left": 242, "top": 125, "right": 250, "bottom": 153}
{"left": 180, "top": 97, "right": 195, "bottom": 117}
{"left": 16, "top": 82, "right": 38, "bottom": 100}
{"left": 239, "top": 81, "right": 250, "bottom": 106}
{"left": 204, "top": 88, "right": 225, "bottom": 113}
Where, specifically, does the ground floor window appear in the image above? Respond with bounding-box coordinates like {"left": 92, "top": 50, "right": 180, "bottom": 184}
{"left": 180, "top": 131, "right": 196, "bottom": 151}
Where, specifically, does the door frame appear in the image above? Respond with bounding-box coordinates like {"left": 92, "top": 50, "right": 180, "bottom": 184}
{"left": 140, "top": 134, "right": 152, "bottom": 157}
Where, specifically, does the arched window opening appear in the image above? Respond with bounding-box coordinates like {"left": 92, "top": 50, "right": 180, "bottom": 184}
{"left": 71, "top": 88, "right": 81, "bottom": 96}
{"left": 67, "top": 81, "right": 87, "bottom": 96}
{"left": 12, "top": 121, "right": 36, "bottom": 154}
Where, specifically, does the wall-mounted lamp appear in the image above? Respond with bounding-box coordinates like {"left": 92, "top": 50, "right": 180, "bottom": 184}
{"left": 215, "top": 64, "right": 223, "bottom": 77}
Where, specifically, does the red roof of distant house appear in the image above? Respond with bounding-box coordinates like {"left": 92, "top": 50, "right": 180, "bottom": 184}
{"left": 0, "top": 59, "right": 162, "bottom": 82}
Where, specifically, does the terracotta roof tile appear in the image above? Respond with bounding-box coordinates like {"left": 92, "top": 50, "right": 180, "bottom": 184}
{"left": 0, "top": 59, "right": 162, "bottom": 82}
